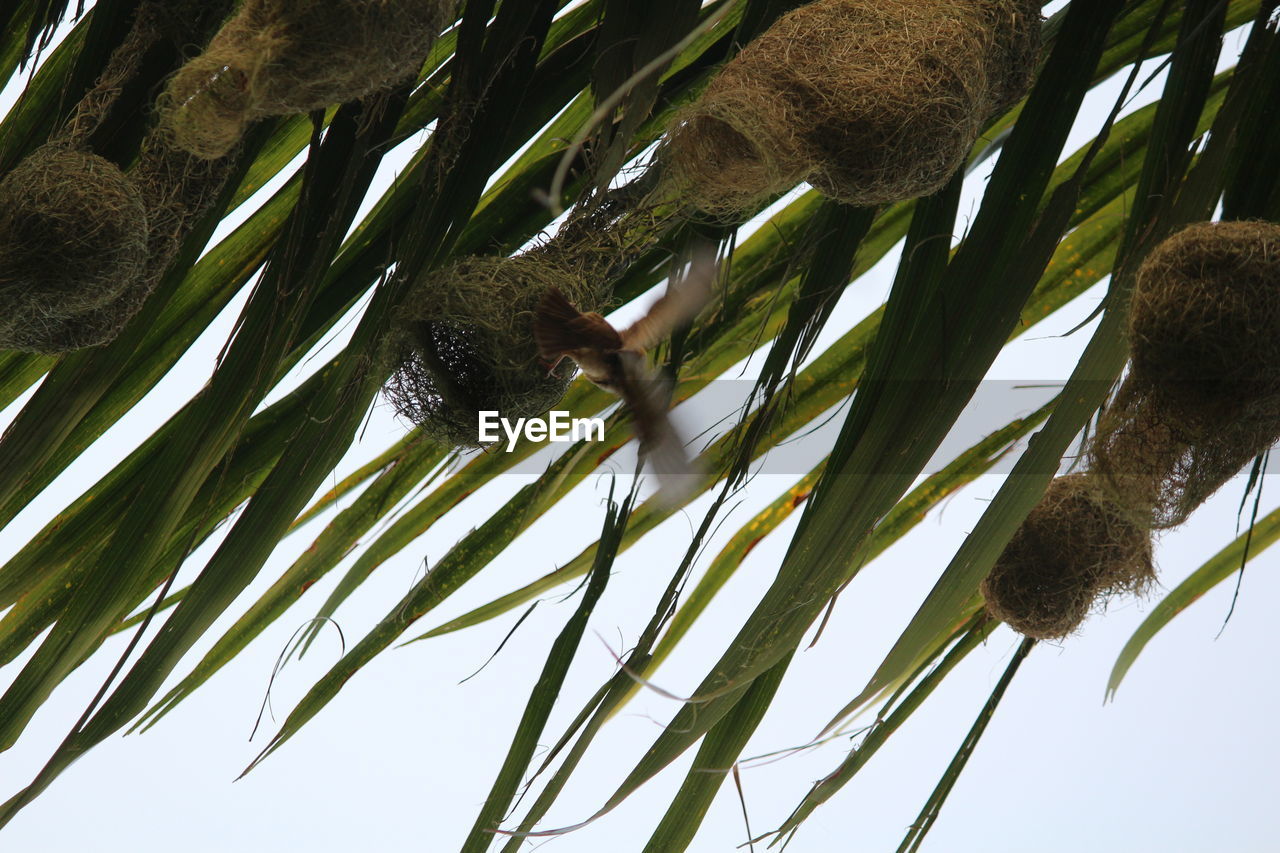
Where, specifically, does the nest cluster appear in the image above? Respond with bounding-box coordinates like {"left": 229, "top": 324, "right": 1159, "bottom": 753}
{"left": 1091, "top": 221, "right": 1280, "bottom": 528}
{"left": 0, "top": 146, "right": 148, "bottom": 353}
{"left": 661, "top": 0, "right": 1041, "bottom": 217}
{"left": 984, "top": 221, "right": 1280, "bottom": 639}
{"left": 161, "top": 0, "right": 450, "bottom": 158}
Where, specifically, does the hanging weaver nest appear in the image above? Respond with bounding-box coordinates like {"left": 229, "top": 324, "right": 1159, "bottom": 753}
{"left": 0, "top": 145, "right": 148, "bottom": 353}
{"left": 1089, "top": 221, "right": 1280, "bottom": 528}
{"left": 160, "top": 0, "right": 450, "bottom": 158}
{"left": 384, "top": 252, "right": 611, "bottom": 448}
{"left": 0, "top": 0, "right": 244, "bottom": 354}
{"left": 59, "top": 0, "right": 239, "bottom": 147}
{"left": 47, "top": 140, "right": 244, "bottom": 352}
{"left": 1128, "top": 221, "right": 1280, "bottom": 431}
{"left": 660, "top": 0, "right": 1041, "bottom": 217}
{"left": 383, "top": 176, "right": 675, "bottom": 447}
{"left": 980, "top": 474, "right": 1155, "bottom": 640}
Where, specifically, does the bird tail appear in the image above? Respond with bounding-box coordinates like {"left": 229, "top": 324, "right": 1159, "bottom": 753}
{"left": 617, "top": 356, "right": 703, "bottom": 508}
{"left": 533, "top": 287, "right": 586, "bottom": 359}
{"left": 533, "top": 287, "right": 621, "bottom": 359}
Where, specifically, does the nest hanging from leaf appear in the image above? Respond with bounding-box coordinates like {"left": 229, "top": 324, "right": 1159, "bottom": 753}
{"left": 1089, "top": 221, "right": 1280, "bottom": 528}
{"left": 384, "top": 252, "right": 610, "bottom": 448}
{"left": 0, "top": 0, "right": 245, "bottom": 355}
{"left": 0, "top": 145, "right": 148, "bottom": 353}
{"left": 59, "top": 0, "right": 239, "bottom": 147}
{"left": 383, "top": 177, "right": 675, "bottom": 447}
{"left": 160, "top": 0, "right": 450, "bottom": 158}
{"left": 661, "top": 0, "right": 1040, "bottom": 217}
{"left": 980, "top": 474, "right": 1155, "bottom": 640}
{"left": 1127, "top": 221, "right": 1280, "bottom": 431}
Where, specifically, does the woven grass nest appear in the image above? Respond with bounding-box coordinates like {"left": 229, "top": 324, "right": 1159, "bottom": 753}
{"left": 1090, "top": 221, "right": 1280, "bottom": 528}
{"left": 980, "top": 474, "right": 1155, "bottom": 640}
{"left": 0, "top": 145, "right": 148, "bottom": 353}
{"left": 1128, "top": 221, "right": 1280, "bottom": 431}
{"left": 161, "top": 0, "right": 450, "bottom": 158}
{"left": 384, "top": 253, "right": 610, "bottom": 448}
{"left": 662, "top": 0, "right": 1041, "bottom": 217}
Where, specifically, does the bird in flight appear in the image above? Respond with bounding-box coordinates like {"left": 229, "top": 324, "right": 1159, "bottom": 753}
{"left": 533, "top": 252, "right": 716, "bottom": 502}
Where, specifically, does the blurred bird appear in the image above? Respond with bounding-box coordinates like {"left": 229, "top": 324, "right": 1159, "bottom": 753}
{"left": 533, "top": 252, "right": 716, "bottom": 502}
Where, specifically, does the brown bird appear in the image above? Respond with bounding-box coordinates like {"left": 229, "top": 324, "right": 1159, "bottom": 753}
{"left": 533, "top": 254, "right": 715, "bottom": 501}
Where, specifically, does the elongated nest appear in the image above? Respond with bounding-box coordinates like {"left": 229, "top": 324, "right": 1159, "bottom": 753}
{"left": 0, "top": 145, "right": 148, "bottom": 353}
{"left": 1087, "top": 221, "right": 1280, "bottom": 528}
{"left": 161, "top": 0, "right": 450, "bottom": 158}
{"left": 383, "top": 253, "right": 609, "bottom": 448}
{"left": 661, "top": 0, "right": 1040, "bottom": 217}
{"left": 980, "top": 474, "right": 1155, "bottom": 640}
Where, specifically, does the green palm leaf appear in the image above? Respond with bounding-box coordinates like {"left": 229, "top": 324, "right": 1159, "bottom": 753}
{"left": 0, "top": 1, "right": 1276, "bottom": 848}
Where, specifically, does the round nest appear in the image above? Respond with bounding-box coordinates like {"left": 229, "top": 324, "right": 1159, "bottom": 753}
{"left": 1128, "top": 220, "right": 1280, "bottom": 430}
{"left": 661, "top": 0, "right": 1040, "bottom": 217}
{"left": 161, "top": 0, "right": 450, "bottom": 158}
{"left": 980, "top": 474, "right": 1155, "bottom": 640}
{"left": 383, "top": 253, "right": 609, "bottom": 448}
{"left": 0, "top": 145, "right": 148, "bottom": 353}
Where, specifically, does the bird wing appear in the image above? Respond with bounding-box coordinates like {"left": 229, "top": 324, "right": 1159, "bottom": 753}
{"left": 619, "top": 249, "right": 716, "bottom": 353}
{"left": 533, "top": 286, "right": 622, "bottom": 360}
{"left": 614, "top": 351, "right": 701, "bottom": 505}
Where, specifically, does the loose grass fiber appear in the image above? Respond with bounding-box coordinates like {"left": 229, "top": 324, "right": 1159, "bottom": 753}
{"left": 0, "top": 145, "right": 148, "bottom": 353}
{"left": 1090, "top": 221, "right": 1280, "bottom": 528}
{"left": 161, "top": 0, "right": 450, "bottom": 158}
{"left": 661, "top": 0, "right": 1040, "bottom": 217}
{"left": 981, "top": 474, "right": 1154, "bottom": 640}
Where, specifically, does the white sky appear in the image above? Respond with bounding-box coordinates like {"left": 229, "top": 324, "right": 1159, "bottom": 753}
{"left": 0, "top": 8, "right": 1275, "bottom": 853}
